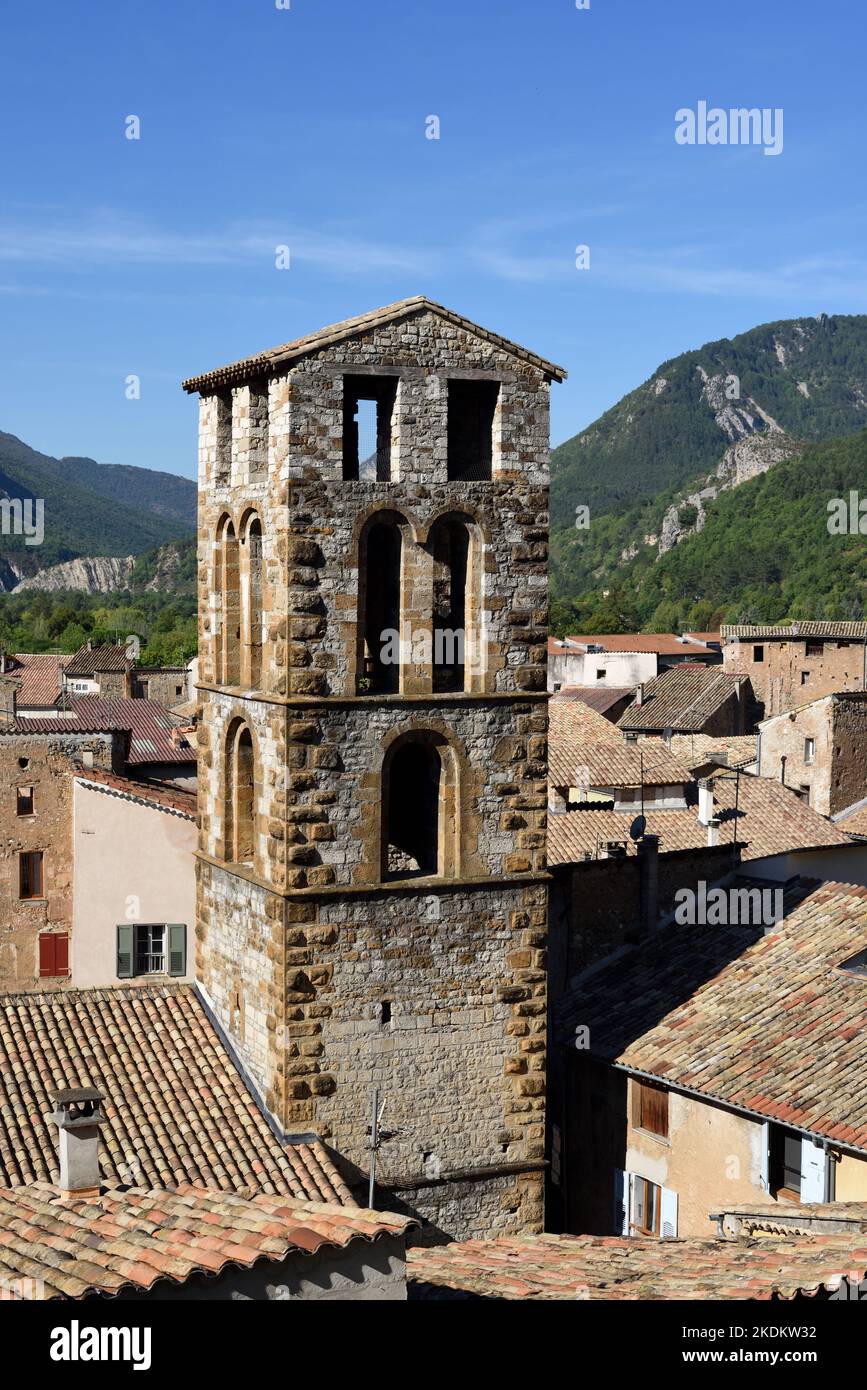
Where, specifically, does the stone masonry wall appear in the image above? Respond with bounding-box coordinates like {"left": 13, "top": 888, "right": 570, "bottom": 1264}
{"left": 193, "top": 303, "right": 555, "bottom": 1240}
{"left": 0, "top": 733, "right": 119, "bottom": 992}
{"left": 725, "top": 637, "right": 867, "bottom": 718}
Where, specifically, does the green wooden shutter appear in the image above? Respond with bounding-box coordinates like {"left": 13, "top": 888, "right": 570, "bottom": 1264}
{"left": 168, "top": 924, "right": 187, "bottom": 977}
{"left": 116, "top": 924, "right": 134, "bottom": 979}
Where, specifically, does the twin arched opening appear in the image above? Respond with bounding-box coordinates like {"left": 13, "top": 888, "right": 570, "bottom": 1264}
{"left": 355, "top": 509, "right": 484, "bottom": 695}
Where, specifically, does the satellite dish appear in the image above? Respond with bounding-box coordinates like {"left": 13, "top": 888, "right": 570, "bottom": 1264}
{"left": 629, "top": 815, "right": 646, "bottom": 842}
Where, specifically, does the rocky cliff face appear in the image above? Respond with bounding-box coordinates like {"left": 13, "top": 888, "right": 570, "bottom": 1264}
{"left": 14, "top": 555, "right": 136, "bottom": 593}
{"left": 657, "top": 417, "right": 803, "bottom": 555}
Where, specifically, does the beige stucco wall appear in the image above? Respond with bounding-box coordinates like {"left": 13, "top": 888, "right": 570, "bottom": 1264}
{"left": 72, "top": 783, "right": 196, "bottom": 987}
{"left": 835, "top": 1152, "right": 867, "bottom": 1200}
{"left": 626, "top": 1081, "right": 767, "bottom": 1238}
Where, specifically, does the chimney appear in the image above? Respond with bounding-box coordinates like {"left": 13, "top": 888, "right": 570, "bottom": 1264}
{"left": 0, "top": 676, "right": 18, "bottom": 727}
{"left": 697, "top": 777, "right": 715, "bottom": 826}
{"left": 635, "top": 683, "right": 645, "bottom": 707}
{"left": 706, "top": 817, "right": 721, "bottom": 848}
{"left": 638, "top": 834, "right": 660, "bottom": 937}
{"left": 48, "top": 1086, "right": 104, "bottom": 1195}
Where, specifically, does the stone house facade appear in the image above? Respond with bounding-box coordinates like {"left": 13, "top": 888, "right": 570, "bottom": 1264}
{"left": 757, "top": 691, "right": 867, "bottom": 816}
{"left": 184, "top": 298, "right": 565, "bottom": 1241}
{"left": 723, "top": 622, "right": 867, "bottom": 719}
{"left": 0, "top": 730, "right": 122, "bottom": 991}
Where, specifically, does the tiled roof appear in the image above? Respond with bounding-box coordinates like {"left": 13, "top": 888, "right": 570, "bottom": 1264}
{"left": 74, "top": 769, "right": 197, "bottom": 820}
{"left": 565, "top": 633, "right": 717, "bottom": 656}
{"left": 409, "top": 1230, "right": 867, "bottom": 1300}
{"left": 548, "top": 808, "right": 693, "bottom": 863}
{"left": 667, "top": 733, "right": 758, "bottom": 771}
{"left": 0, "top": 1184, "right": 411, "bottom": 1300}
{"left": 554, "top": 686, "right": 634, "bottom": 717}
{"left": 182, "top": 296, "right": 567, "bottom": 393}
{"left": 70, "top": 696, "right": 196, "bottom": 766}
{"left": 7, "top": 653, "right": 70, "bottom": 707}
{"left": 619, "top": 666, "right": 747, "bottom": 732}
{"left": 722, "top": 622, "right": 867, "bottom": 641}
{"left": 547, "top": 773, "right": 850, "bottom": 866}
{"left": 65, "top": 643, "right": 133, "bottom": 677}
{"left": 0, "top": 984, "right": 353, "bottom": 1204}
{"left": 557, "top": 878, "right": 867, "bottom": 1151}
{"left": 548, "top": 694, "right": 624, "bottom": 744}
{"left": 548, "top": 734, "right": 690, "bottom": 791}
{"left": 834, "top": 799, "right": 867, "bottom": 839}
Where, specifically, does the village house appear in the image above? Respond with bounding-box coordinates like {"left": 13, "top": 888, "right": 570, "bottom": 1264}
{"left": 548, "top": 684, "right": 635, "bottom": 724}
{"left": 548, "top": 631, "right": 721, "bottom": 693}
{"left": 0, "top": 699, "right": 196, "bottom": 991}
{"left": 757, "top": 690, "right": 867, "bottom": 816}
{"left": 618, "top": 664, "right": 756, "bottom": 738}
{"left": 722, "top": 621, "right": 867, "bottom": 719}
{"left": 183, "top": 296, "right": 563, "bottom": 1241}
{"left": 553, "top": 876, "right": 867, "bottom": 1240}
{"left": 0, "top": 652, "right": 72, "bottom": 716}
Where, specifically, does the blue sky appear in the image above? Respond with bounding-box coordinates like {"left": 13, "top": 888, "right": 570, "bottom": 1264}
{"left": 1, "top": 0, "right": 865, "bottom": 477}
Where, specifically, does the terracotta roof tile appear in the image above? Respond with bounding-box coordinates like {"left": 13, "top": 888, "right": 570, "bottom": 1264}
{"left": 74, "top": 768, "right": 196, "bottom": 820}
{"left": 65, "top": 644, "right": 133, "bottom": 677}
{"left": 0, "top": 984, "right": 353, "bottom": 1205}
{"left": 722, "top": 622, "right": 867, "bottom": 641}
{"left": 549, "top": 732, "right": 690, "bottom": 792}
{"left": 6, "top": 653, "right": 71, "bottom": 708}
{"left": 548, "top": 773, "right": 849, "bottom": 865}
{"left": 409, "top": 1230, "right": 867, "bottom": 1300}
{"left": 557, "top": 879, "right": 867, "bottom": 1150}
{"left": 619, "top": 666, "right": 748, "bottom": 732}
{"left": 182, "top": 296, "right": 567, "bottom": 393}
{"left": 565, "top": 633, "right": 718, "bottom": 656}
{"left": 0, "top": 1184, "right": 412, "bottom": 1299}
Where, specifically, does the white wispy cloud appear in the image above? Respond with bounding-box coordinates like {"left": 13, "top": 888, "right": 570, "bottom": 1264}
{"left": 0, "top": 211, "right": 440, "bottom": 277}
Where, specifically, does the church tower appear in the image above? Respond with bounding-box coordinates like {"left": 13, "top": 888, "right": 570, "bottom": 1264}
{"left": 184, "top": 298, "right": 564, "bottom": 1239}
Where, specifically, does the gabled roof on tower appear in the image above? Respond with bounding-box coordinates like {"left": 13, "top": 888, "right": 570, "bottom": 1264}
{"left": 182, "top": 295, "right": 568, "bottom": 393}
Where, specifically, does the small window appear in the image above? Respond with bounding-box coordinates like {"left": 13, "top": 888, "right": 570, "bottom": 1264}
{"left": 447, "top": 379, "right": 499, "bottom": 481}
{"left": 39, "top": 933, "right": 69, "bottom": 979}
{"left": 596, "top": 668, "right": 607, "bottom": 680}
{"left": 116, "top": 923, "right": 186, "bottom": 979}
{"left": 801, "top": 671, "right": 809, "bottom": 685}
{"left": 753, "top": 645, "right": 764, "bottom": 662}
{"left": 342, "top": 375, "right": 398, "bottom": 481}
{"left": 16, "top": 786, "right": 34, "bottom": 816}
{"left": 798, "top": 784, "right": 811, "bottom": 804}
{"left": 175, "top": 685, "right": 183, "bottom": 697}
{"left": 635, "top": 1081, "right": 669, "bottom": 1137}
{"left": 631, "top": 1176, "right": 661, "bottom": 1235}
{"left": 19, "top": 850, "right": 44, "bottom": 900}
{"left": 769, "top": 1124, "right": 802, "bottom": 1201}
{"left": 804, "top": 738, "right": 815, "bottom": 765}
{"left": 805, "top": 641, "right": 824, "bottom": 657}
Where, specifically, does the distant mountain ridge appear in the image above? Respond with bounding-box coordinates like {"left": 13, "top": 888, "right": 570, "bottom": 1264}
{"left": 0, "top": 431, "right": 196, "bottom": 589}
{"left": 551, "top": 313, "right": 867, "bottom": 620}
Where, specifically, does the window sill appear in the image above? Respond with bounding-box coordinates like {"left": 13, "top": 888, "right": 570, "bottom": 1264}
{"left": 632, "top": 1127, "right": 670, "bottom": 1147}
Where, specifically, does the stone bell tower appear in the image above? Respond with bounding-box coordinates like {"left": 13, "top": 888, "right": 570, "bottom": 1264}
{"left": 184, "top": 297, "right": 564, "bottom": 1239}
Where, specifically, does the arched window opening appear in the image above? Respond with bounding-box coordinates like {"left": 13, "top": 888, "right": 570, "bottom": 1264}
{"left": 358, "top": 518, "right": 402, "bottom": 694}
{"left": 218, "top": 517, "right": 240, "bottom": 687}
{"left": 432, "top": 518, "right": 470, "bottom": 693}
{"left": 226, "top": 722, "right": 256, "bottom": 867}
{"left": 385, "top": 740, "right": 441, "bottom": 879}
{"left": 242, "top": 514, "right": 263, "bottom": 688}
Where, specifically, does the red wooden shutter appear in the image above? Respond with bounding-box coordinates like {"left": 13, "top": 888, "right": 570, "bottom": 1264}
{"left": 55, "top": 934, "right": 69, "bottom": 977}
{"left": 38, "top": 933, "right": 69, "bottom": 978}
{"left": 39, "top": 934, "right": 55, "bottom": 977}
